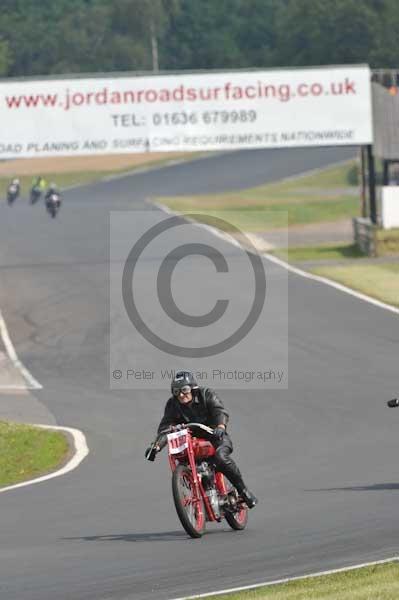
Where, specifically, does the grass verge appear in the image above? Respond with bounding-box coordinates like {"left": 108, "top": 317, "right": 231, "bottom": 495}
{"left": 0, "top": 421, "right": 69, "bottom": 488}
{"left": 158, "top": 160, "right": 360, "bottom": 230}
{"left": 310, "top": 263, "right": 399, "bottom": 307}
{"left": 198, "top": 562, "right": 399, "bottom": 600}
{"left": 376, "top": 228, "right": 399, "bottom": 255}
{"left": 272, "top": 243, "right": 365, "bottom": 262}
{"left": 156, "top": 161, "right": 399, "bottom": 308}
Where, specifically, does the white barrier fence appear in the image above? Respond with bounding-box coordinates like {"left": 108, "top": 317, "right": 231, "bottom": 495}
{"left": 381, "top": 186, "right": 399, "bottom": 228}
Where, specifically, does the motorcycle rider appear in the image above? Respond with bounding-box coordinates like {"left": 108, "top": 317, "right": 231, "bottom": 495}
{"left": 10, "top": 178, "right": 20, "bottom": 192}
{"left": 31, "top": 175, "right": 47, "bottom": 192}
{"left": 30, "top": 175, "right": 47, "bottom": 203}
{"left": 145, "top": 370, "right": 258, "bottom": 509}
{"left": 7, "top": 178, "right": 20, "bottom": 202}
{"left": 45, "top": 182, "right": 61, "bottom": 206}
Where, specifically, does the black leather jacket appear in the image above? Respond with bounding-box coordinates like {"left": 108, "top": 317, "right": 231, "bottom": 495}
{"left": 157, "top": 387, "right": 229, "bottom": 448}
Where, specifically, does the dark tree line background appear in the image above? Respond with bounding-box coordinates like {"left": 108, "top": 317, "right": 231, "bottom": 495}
{"left": 0, "top": 0, "right": 398, "bottom": 78}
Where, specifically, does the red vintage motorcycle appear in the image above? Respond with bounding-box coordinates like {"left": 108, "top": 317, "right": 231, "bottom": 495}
{"left": 152, "top": 423, "right": 248, "bottom": 538}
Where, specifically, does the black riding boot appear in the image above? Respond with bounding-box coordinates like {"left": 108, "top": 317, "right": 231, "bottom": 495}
{"left": 212, "top": 435, "right": 258, "bottom": 508}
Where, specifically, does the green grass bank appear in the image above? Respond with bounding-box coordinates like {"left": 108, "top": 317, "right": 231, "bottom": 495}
{"left": 0, "top": 421, "right": 69, "bottom": 488}
{"left": 158, "top": 160, "right": 360, "bottom": 230}
{"left": 195, "top": 562, "right": 399, "bottom": 600}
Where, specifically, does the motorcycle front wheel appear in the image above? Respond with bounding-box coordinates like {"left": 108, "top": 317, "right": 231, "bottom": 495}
{"left": 172, "top": 464, "right": 206, "bottom": 538}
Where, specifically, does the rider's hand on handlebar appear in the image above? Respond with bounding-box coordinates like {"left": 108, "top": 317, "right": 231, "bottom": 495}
{"left": 213, "top": 425, "right": 225, "bottom": 442}
{"left": 160, "top": 425, "right": 181, "bottom": 433}
{"left": 145, "top": 444, "right": 159, "bottom": 461}
{"left": 387, "top": 398, "right": 399, "bottom": 408}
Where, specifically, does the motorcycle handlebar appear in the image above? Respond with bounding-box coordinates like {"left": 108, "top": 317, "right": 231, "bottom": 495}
{"left": 154, "top": 423, "right": 215, "bottom": 445}
{"left": 146, "top": 423, "right": 217, "bottom": 462}
{"left": 184, "top": 423, "right": 215, "bottom": 434}
{"left": 159, "top": 423, "right": 215, "bottom": 435}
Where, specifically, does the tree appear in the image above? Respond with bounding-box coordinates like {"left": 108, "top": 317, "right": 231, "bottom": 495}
{"left": 111, "top": 0, "right": 181, "bottom": 70}
{"left": 0, "top": 38, "right": 12, "bottom": 75}
{"left": 274, "top": 0, "right": 378, "bottom": 66}
{"left": 233, "top": 0, "right": 279, "bottom": 67}
{"left": 368, "top": 0, "right": 399, "bottom": 67}
{"left": 162, "top": 0, "right": 244, "bottom": 69}
{"left": 1, "top": 0, "right": 399, "bottom": 77}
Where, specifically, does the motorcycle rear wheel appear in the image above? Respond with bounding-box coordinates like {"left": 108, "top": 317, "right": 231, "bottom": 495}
{"left": 172, "top": 464, "right": 206, "bottom": 538}
{"left": 224, "top": 504, "right": 248, "bottom": 530}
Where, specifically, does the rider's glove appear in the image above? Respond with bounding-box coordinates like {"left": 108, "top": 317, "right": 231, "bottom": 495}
{"left": 387, "top": 398, "right": 399, "bottom": 408}
{"left": 213, "top": 426, "right": 225, "bottom": 442}
{"left": 145, "top": 444, "right": 158, "bottom": 461}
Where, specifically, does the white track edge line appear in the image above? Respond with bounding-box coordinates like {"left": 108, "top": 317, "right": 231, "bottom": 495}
{"left": 152, "top": 202, "right": 399, "bottom": 316}
{"left": 0, "top": 309, "right": 43, "bottom": 389}
{"left": 263, "top": 252, "right": 399, "bottom": 314}
{"left": 0, "top": 424, "right": 89, "bottom": 493}
{"left": 170, "top": 556, "right": 399, "bottom": 600}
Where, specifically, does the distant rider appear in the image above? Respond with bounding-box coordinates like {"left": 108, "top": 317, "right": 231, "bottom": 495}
{"left": 31, "top": 175, "right": 47, "bottom": 193}
{"left": 145, "top": 370, "right": 258, "bottom": 508}
{"left": 30, "top": 175, "right": 47, "bottom": 204}
{"left": 10, "top": 178, "right": 20, "bottom": 193}
{"left": 45, "top": 183, "right": 61, "bottom": 208}
{"left": 7, "top": 178, "right": 20, "bottom": 201}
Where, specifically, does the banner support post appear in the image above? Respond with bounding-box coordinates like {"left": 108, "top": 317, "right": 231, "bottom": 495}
{"left": 367, "top": 144, "right": 377, "bottom": 225}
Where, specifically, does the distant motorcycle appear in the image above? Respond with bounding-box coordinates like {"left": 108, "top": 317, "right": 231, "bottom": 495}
{"left": 30, "top": 185, "right": 42, "bottom": 205}
{"left": 45, "top": 192, "right": 61, "bottom": 218}
{"left": 7, "top": 183, "right": 19, "bottom": 205}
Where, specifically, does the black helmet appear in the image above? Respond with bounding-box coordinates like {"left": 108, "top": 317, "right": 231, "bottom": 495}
{"left": 171, "top": 370, "right": 198, "bottom": 396}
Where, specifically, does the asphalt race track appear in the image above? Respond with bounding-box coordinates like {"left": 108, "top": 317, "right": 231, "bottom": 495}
{"left": 0, "top": 146, "right": 398, "bottom": 600}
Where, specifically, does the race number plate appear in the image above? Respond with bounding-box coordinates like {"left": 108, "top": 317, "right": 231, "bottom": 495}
{"left": 167, "top": 429, "right": 188, "bottom": 454}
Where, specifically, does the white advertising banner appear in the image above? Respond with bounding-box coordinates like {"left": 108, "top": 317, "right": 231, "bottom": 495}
{"left": 0, "top": 65, "right": 372, "bottom": 158}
